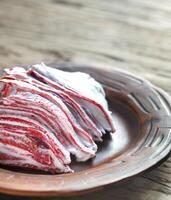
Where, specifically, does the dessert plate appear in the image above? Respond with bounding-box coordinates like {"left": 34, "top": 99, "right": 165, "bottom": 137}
{"left": 0, "top": 64, "right": 171, "bottom": 196}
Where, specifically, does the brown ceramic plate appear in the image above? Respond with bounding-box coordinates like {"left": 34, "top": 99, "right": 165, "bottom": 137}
{"left": 0, "top": 64, "right": 171, "bottom": 196}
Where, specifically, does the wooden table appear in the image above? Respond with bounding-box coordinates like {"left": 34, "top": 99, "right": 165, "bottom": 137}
{"left": 0, "top": 0, "right": 171, "bottom": 199}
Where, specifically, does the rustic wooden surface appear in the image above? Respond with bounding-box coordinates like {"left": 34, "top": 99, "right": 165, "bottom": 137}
{"left": 0, "top": 0, "right": 171, "bottom": 199}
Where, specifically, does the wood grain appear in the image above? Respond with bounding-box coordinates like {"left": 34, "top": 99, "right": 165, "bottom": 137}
{"left": 0, "top": 0, "right": 171, "bottom": 199}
